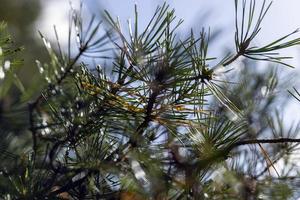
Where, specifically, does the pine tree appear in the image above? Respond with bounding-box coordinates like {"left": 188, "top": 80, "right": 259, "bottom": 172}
{"left": 1, "top": 0, "right": 300, "bottom": 199}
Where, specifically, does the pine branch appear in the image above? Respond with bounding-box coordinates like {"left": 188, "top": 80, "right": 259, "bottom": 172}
{"left": 4, "top": 0, "right": 300, "bottom": 199}
{"left": 234, "top": 137, "right": 300, "bottom": 147}
{"left": 28, "top": 49, "right": 84, "bottom": 157}
{"left": 136, "top": 90, "right": 159, "bottom": 136}
{"left": 222, "top": 52, "right": 243, "bottom": 66}
{"left": 220, "top": 137, "right": 300, "bottom": 162}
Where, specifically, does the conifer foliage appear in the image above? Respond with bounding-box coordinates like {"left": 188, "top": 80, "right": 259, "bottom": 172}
{"left": 1, "top": 0, "right": 300, "bottom": 199}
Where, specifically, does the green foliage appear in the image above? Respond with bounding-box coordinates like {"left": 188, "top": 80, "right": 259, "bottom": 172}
{"left": 0, "top": 22, "right": 29, "bottom": 168}
{"left": 0, "top": 22, "right": 24, "bottom": 97}
{"left": 1, "top": 1, "right": 300, "bottom": 199}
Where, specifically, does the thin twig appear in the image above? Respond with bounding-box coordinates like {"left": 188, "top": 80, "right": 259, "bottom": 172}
{"left": 234, "top": 138, "right": 300, "bottom": 147}
{"left": 28, "top": 47, "right": 85, "bottom": 159}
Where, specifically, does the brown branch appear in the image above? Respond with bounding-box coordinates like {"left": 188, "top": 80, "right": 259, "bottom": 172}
{"left": 254, "top": 155, "right": 282, "bottom": 179}
{"left": 232, "top": 138, "right": 300, "bottom": 174}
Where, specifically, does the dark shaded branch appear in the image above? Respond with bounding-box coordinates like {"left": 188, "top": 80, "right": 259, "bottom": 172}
{"left": 136, "top": 90, "right": 159, "bottom": 136}
{"left": 28, "top": 47, "right": 86, "bottom": 158}
{"left": 234, "top": 138, "right": 300, "bottom": 147}
{"left": 221, "top": 138, "right": 300, "bottom": 160}
{"left": 48, "top": 172, "right": 89, "bottom": 198}
{"left": 175, "top": 73, "right": 209, "bottom": 83}
{"left": 222, "top": 52, "right": 242, "bottom": 66}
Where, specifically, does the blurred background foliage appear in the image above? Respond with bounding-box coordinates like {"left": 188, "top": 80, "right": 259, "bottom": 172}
{"left": 0, "top": 0, "right": 47, "bottom": 168}
{"left": 0, "top": 0, "right": 48, "bottom": 85}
